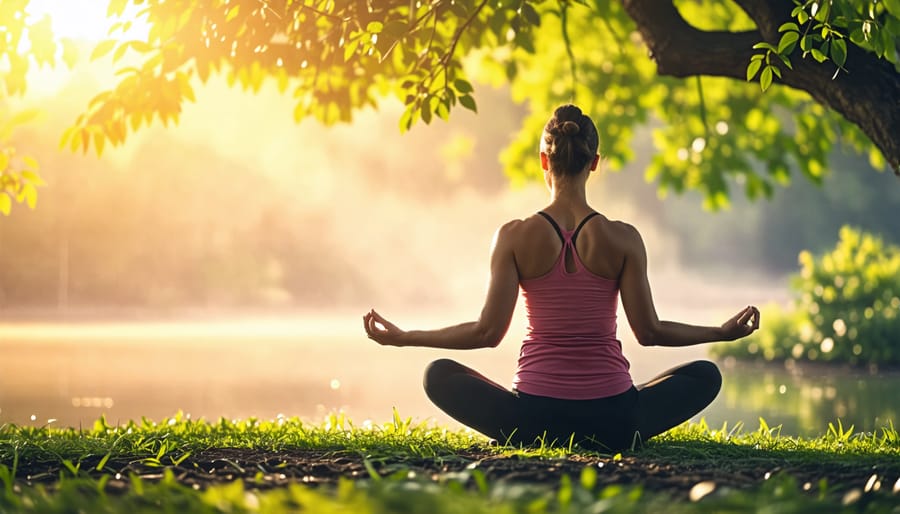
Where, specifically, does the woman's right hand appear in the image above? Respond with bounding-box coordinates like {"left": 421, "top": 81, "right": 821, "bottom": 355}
{"left": 719, "top": 306, "right": 760, "bottom": 341}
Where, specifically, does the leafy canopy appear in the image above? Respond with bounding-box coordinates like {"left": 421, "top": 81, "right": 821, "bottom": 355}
{"left": 2, "top": 0, "right": 898, "bottom": 214}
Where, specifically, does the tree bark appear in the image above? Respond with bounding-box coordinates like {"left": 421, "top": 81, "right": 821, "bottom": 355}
{"left": 621, "top": 0, "right": 900, "bottom": 174}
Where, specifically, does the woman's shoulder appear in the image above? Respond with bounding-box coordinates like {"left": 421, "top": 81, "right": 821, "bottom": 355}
{"left": 583, "top": 214, "right": 644, "bottom": 251}
{"left": 496, "top": 213, "right": 548, "bottom": 236}
{"left": 495, "top": 213, "right": 644, "bottom": 246}
{"left": 576, "top": 211, "right": 638, "bottom": 236}
{"left": 602, "top": 217, "right": 641, "bottom": 238}
{"left": 490, "top": 214, "right": 556, "bottom": 252}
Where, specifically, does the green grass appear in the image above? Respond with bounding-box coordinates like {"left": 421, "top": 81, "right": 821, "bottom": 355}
{"left": 1, "top": 413, "right": 899, "bottom": 513}
{"left": 1, "top": 411, "right": 485, "bottom": 465}
{"left": 3, "top": 412, "right": 898, "bottom": 463}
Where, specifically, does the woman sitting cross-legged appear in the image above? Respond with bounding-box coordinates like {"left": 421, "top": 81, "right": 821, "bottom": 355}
{"left": 363, "top": 104, "right": 760, "bottom": 452}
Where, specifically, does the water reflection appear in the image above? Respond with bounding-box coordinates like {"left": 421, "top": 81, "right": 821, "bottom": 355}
{"left": 704, "top": 359, "right": 899, "bottom": 436}
{"left": 0, "top": 323, "right": 896, "bottom": 437}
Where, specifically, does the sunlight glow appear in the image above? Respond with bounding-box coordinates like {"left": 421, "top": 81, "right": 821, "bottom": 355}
{"left": 27, "top": 1, "right": 115, "bottom": 42}
{"left": 26, "top": 0, "right": 149, "bottom": 43}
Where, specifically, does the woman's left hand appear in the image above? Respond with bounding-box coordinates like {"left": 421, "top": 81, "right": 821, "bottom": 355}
{"left": 363, "top": 309, "right": 406, "bottom": 346}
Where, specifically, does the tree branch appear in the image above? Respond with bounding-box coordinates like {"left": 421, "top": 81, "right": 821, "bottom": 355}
{"left": 620, "top": 0, "right": 900, "bottom": 173}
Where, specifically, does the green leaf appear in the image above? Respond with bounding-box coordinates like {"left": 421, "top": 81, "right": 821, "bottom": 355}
{"left": 129, "top": 41, "right": 152, "bottom": 53}
{"left": 777, "top": 53, "right": 793, "bottom": 69}
{"left": 113, "top": 42, "right": 129, "bottom": 63}
{"left": 96, "top": 453, "right": 111, "bottom": 472}
{"left": 435, "top": 100, "right": 450, "bottom": 121}
{"left": 366, "top": 21, "right": 384, "bottom": 33}
{"left": 22, "top": 183, "right": 37, "bottom": 209}
{"left": 810, "top": 48, "right": 827, "bottom": 62}
{"left": 398, "top": 105, "right": 414, "bottom": 133}
{"left": 752, "top": 42, "right": 776, "bottom": 52}
{"left": 797, "top": 10, "right": 809, "bottom": 24}
{"left": 90, "top": 40, "right": 117, "bottom": 60}
{"left": 94, "top": 131, "right": 106, "bottom": 157}
{"left": 830, "top": 38, "right": 847, "bottom": 68}
{"left": 814, "top": 1, "right": 830, "bottom": 22}
{"left": 454, "top": 79, "right": 473, "bottom": 94}
{"left": 505, "top": 60, "right": 517, "bottom": 80}
{"left": 107, "top": 0, "right": 128, "bottom": 17}
{"left": 488, "top": 9, "right": 507, "bottom": 38}
{"left": 459, "top": 94, "right": 477, "bottom": 113}
{"left": 343, "top": 37, "right": 360, "bottom": 61}
{"left": 777, "top": 31, "right": 799, "bottom": 54}
{"left": 521, "top": 3, "right": 541, "bottom": 26}
{"left": 800, "top": 35, "right": 813, "bottom": 51}
{"left": 21, "top": 170, "right": 46, "bottom": 187}
{"left": 778, "top": 22, "right": 799, "bottom": 33}
{"left": 885, "top": 0, "right": 900, "bottom": 17}
{"left": 760, "top": 66, "right": 773, "bottom": 91}
{"left": 381, "top": 20, "right": 408, "bottom": 38}
{"left": 746, "top": 59, "right": 762, "bottom": 81}
{"left": 61, "top": 38, "right": 79, "bottom": 68}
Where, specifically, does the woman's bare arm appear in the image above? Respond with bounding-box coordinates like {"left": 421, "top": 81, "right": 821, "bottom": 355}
{"left": 363, "top": 222, "right": 520, "bottom": 349}
{"left": 618, "top": 223, "right": 759, "bottom": 347}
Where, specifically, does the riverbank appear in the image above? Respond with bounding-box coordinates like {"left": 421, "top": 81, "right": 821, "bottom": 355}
{"left": 1, "top": 415, "right": 898, "bottom": 512}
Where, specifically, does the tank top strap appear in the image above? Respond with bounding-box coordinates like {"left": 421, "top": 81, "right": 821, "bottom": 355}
{"left": 572, "top": 212, "right": 599, "bottom": 246}
{"left": 537, "top": 211, "right": 565, "bottom": 243}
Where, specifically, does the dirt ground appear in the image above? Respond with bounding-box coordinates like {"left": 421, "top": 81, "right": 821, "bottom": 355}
{"left": 16, "top": 448, "right": 899, "bottom": 499}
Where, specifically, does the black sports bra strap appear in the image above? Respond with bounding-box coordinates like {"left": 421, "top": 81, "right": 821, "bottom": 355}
{"left": 537, "top": 211, "right": 565, "bottom": 243}
{"left": 572, "top": 212, "right": 599, "bottom": 245}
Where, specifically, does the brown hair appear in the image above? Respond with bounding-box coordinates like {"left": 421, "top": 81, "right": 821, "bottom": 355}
{"left": 541, "top": 104, "right": 599, "bottom": 176}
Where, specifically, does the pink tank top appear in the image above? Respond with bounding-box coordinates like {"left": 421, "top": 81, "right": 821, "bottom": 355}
{"left": 512, "top": 212, "right": 633, "bottom": 400}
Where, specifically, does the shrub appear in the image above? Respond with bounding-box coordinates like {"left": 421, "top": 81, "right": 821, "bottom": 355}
{"left": 711, "top": 226, "right": 900, "bottom": 366}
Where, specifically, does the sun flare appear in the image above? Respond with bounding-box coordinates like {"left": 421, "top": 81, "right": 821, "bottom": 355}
{"left": 26, "top": 0, "right": 146, "bottom": 42}
{"left": 26, "top": 1, "right": 113, "bottom": 42}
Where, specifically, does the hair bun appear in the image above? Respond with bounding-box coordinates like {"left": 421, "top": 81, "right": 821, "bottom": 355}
{"left": 561, "top": 120, "right": 580, "bottom": 136}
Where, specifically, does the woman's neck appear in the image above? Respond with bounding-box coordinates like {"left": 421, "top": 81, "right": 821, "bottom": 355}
{"left": 549, "top": 178, "right": 589, "bottom": 208}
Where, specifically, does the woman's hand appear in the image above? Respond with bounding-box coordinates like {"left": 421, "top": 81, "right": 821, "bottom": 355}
{"left": 719, "top": 306, "right": 760, "bottom": 341}
{"left": 363, "top": 309, "right": 407, "bottom": 346}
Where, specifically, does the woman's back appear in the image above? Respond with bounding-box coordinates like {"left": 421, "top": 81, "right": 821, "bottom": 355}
{"left": 510, "top": 209, "right": 629, "bottom": 282}
{"left": 510, "top": 209, "right": 634, "bottom": 400}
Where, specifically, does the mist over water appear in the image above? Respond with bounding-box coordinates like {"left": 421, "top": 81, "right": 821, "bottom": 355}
{"left": 1, "top": 70, "right": 786, "bottom": 314}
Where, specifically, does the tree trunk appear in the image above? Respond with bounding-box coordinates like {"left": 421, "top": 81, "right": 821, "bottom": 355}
{"left": 621, "top": 0, "right": 900, "bottom": 174}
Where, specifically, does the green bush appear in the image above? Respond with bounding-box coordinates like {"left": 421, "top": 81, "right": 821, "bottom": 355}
{"left": 712, "top": 226, "right": 900, "bottom": 366}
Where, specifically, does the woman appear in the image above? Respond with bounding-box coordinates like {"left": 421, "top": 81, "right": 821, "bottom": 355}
{"left": 363, "top": 104, "right": 760, "bottom": 452}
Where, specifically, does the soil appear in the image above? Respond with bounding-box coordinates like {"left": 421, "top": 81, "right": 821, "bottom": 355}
{"left": 15, "top": 447, "right": 900, "bottom": 499}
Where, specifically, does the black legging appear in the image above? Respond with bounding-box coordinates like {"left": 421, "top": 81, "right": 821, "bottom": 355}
{"left": 423, "top": 359, "right": 721, "bottom": 452}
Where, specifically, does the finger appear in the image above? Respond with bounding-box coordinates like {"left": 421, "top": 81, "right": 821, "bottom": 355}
{"left": 371, "top": 310, "right": 398, "bottom": 331}
{"left": 367, "top": 316, "right": 380, "bottom": 334}
{"left": 371, "top": 310, "right": 389, "bottom": 325}
{"left": 733, "top": 305, "right": 752, "bottom": 321}
{"left": 752, "top": 307, "right": 761, "bottom": 330}
{"left": 736, "top": 307, "right": 754, "bottom": 326}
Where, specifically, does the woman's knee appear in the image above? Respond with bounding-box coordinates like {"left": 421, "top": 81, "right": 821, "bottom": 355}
{"left": 423, "top": 358, "right": 464, "bottom": 394}
{"left": 689, "top": 360, "right": 722, "bottom": 395}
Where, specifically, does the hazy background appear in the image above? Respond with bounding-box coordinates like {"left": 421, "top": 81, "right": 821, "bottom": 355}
{"left": 1, "top": 37, "right": 898, "bottom": 434}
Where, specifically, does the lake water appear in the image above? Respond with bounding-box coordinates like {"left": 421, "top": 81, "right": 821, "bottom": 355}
{"left": 1, "top": 318, "right": 897, "bottom": 437}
